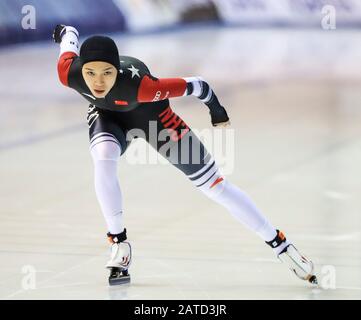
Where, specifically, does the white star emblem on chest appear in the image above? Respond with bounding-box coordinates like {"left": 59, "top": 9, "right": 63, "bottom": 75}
{"left": 127, "top": 65, "right": 140, "bottom": 78}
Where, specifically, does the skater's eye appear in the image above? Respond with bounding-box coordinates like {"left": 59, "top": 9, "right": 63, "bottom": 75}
{"left": 104, "top": 71, "right": 113, "bottom": 76}
{"left": 86, "top": 71, "right": 95, "bottom": 76}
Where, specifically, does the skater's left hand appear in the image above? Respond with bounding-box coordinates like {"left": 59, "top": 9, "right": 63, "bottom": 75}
{"left": 210, "top": 106, "right": 230, "bottom": 127}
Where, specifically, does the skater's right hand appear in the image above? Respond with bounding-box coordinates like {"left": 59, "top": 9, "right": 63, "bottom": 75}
{"left": 52, "top": 25, "right": 79, "bottom": 43}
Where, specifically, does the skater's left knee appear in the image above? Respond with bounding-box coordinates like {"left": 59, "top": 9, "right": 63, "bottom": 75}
{"left": 188, "top": 161, "right": 226, "bottom": 197}
{"left": 199, "top": 175, "right": 227, "bottom": 198}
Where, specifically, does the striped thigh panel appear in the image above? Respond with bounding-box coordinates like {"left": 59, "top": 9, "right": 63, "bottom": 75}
{"left": 187, "top": 154, "right": 224, "bottom": 190}
{"left": 89, "top": 132, "right": 122, "bottom": 153}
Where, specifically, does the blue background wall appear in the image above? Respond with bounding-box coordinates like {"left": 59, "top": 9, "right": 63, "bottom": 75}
{"left": 0, "top": 0, "right": 127, "bottom": 46}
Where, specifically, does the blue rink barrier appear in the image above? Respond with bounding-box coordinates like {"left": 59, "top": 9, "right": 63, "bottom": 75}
{"left": 0, "top": 0, "right": 127, "bottom": 46}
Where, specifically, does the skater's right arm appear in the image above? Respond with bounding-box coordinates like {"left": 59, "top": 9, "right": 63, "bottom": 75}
{"left": 53, "top": 24, "right": 80, "bottom": 87}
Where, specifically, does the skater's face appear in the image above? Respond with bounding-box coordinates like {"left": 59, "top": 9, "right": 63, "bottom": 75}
{"left": 82, "top": 61, "right": 117, "bottom": 98}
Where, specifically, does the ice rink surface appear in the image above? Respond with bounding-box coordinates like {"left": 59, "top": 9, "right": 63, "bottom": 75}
{"left": 0, "top": 26, "right": 361, "bottom": 299}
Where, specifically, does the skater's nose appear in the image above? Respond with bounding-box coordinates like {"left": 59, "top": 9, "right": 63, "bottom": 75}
{"left": 94, "top": 75, "right": 105, "bottom": 86}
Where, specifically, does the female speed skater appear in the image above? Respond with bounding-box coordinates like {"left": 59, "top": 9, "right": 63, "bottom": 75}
{"left": 53, "top": 24, "right": 317, "bottom": 286}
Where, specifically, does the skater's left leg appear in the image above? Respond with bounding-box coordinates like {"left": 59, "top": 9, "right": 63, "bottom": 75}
{"left": 187, "top": 156, "right": 289, "bottom": 252}
{"left": 186, "top": 147, "right": 317, "bottom": 283}
{"left": 183, "top": 147, "right": 317, "bottom": 283}
{"left": 148, "top": 105, "right": 281, "bottom": 247}
{"left": 154, "top": 128, "right": 281, "bottom": 248}
{"left": 147, "top": 104, "right": 317, "bottom": 283}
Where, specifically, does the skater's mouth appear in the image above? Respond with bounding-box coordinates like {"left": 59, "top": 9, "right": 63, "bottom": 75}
{"left": 94, "top": 89, "right": 106, "bottom": 95}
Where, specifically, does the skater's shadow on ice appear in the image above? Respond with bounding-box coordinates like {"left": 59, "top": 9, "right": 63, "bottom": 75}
{"left": 108, "top": 285, "right": 132, "bottom": 300}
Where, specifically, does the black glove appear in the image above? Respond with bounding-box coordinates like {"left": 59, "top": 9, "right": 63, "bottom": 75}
{"left": 209, "top": 105, "right": 230, "bottom": 127}
{"left": 52, "top": 24, "right": 66, "bottom": 43}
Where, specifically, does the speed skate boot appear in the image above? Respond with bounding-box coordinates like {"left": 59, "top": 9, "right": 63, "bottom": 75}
{"left": 106, "top": 228, "right": 132, "bottom": 285}
{"left": 266, "top": 230, "right": 318, "bottom": 285}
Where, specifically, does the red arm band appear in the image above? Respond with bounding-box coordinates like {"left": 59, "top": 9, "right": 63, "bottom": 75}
{"left": 137, "top": 75, "right": 187, "bottom": 103}
{"left": 57, "top": 52, "right": 77, "bottom": 87}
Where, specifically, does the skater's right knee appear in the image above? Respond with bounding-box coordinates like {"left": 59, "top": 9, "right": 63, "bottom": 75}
{"left": 90, "top": 134, "right": 121, "bottom": 161}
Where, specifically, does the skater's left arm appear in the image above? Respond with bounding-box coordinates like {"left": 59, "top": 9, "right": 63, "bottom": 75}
{"left": 137, "top": 76, "right": 230, "bottom": 127}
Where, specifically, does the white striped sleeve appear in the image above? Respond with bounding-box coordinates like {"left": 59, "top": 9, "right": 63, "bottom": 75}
{"left": 59, "top": 27, "right": 80, "bottom": 57}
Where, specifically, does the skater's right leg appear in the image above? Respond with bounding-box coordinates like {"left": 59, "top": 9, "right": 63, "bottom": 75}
{"left": 87, "top": 106, "right": 132, "bottom": 284}
{"left": 88, "top": 105, "right": 130, "bottom": 235}
{"left": 90, "top": 137, "right": 124, "bottom": 234}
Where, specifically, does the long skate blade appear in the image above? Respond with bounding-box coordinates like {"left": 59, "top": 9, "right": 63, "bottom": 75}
{"left": 109, "top": 274, "right": 131, "bottom": 286}
{"left": 278, "top": 244, "right": 314, "bottom": 281}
